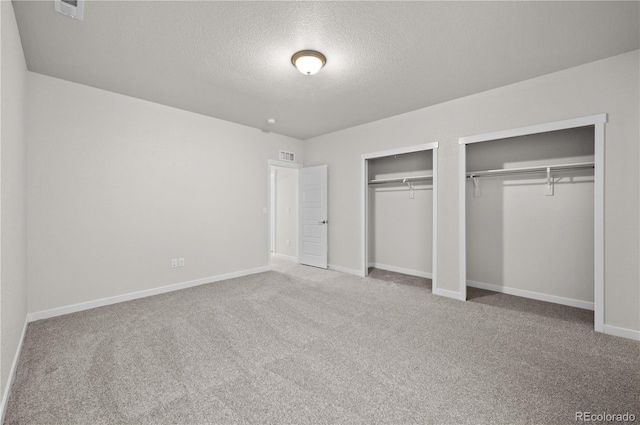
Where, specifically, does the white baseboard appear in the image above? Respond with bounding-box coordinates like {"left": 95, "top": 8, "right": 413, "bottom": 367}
{"left": 368, "top": 263, "right": 432, "bottom": 279}
{"left": 432, "top": 287, "right": 464, "bottom": 300}
{"left": 466, "top": 279, "right": 594, "bottom": 311}
{"left": 28, "top": 266, "right": 271, "bottom": 322}
{"left": 1, "top": 317, "right": 28, "bottom": 424}
{"left": 603, "top": 325, "right": 640, "bottom": 341}
{"left": 272, "top": 253, "right": 298, "bottom": 263}
{"left": 328, "top": 264, "right": 363, "bottom": 277}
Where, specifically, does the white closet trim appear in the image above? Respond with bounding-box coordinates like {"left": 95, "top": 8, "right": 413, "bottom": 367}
{"left": 361, "top": 142, "right": 439, "bottom": 160}
{"left": 458, "top": 113, "right": 607, "bottom": 335}
{"left": 459, "top": 113, "right": 607, "bottom": 145}
{"left": 361, "top": 142, "right": 439, "bottom": 296}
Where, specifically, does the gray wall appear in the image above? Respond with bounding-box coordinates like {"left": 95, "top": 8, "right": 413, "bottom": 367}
{"left": 368, "top": 151, "right": 433, "bottom": 275}
{"left": 304, "top": 51, "right": 640, "bottom": 332}
{"left": 26, "top": 72, "right": 304, "bottom": 314}
{"left": 1, "top": 0, "right": 28, "bottom": 398}
{"left": 466, "top": 127, "right": 595, "bottom": 303}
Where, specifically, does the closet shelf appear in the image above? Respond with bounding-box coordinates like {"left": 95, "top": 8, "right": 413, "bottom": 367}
{"left": 466, "top": 161, "right": 594, "bottom": 179}
{"left": 368, "top": 174, "right": 433, "bottom": 185}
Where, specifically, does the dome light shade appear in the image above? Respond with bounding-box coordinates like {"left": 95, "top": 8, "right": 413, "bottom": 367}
{"left": 291, "top": 50, "right": 326, "bottom": 75}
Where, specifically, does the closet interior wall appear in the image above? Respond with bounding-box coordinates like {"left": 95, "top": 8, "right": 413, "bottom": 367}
{"left": 465, "top": 126, "right": 595, "bottom": 306}
{"left": 368, "top": 151, "right": 433, "bottom": 277}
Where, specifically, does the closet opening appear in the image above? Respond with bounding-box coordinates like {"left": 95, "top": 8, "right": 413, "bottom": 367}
{"left": 361, "top": 142, "right": 439, "bottom": 293}
{"left": 268, "top": 160, "right": 301, "bottom": 265}
{"left": 459, "top": 114, "right": 606, "bottom": 332}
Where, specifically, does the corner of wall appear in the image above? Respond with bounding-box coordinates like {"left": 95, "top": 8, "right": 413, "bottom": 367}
{"left": 1, "top": 0, "right": 30, "bottom": 415}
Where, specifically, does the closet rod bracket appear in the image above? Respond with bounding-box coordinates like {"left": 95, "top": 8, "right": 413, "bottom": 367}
{"left": 471, "top": 176, "right": 480, "bottom": 197}
{"left": 545, "top": 167, "right": 554, "bottom": 196}
{"left": 402, "top": 178, "right": 415, "bottom": 199}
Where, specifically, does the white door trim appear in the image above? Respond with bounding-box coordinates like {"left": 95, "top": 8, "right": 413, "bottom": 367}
{"left": 458, "top": 143, "right": 467, "bottom": 302}
{"left": 361, "top": 142, "right": 439, "bottom": 294}
{"left": 270, "top": 168, "right": 276, "bottom": 253}
{"left": 458, "top": 113, "right": 607, "bottom": 333}
{"left": 267, "top": 160, "right": 302, "bottom": 268}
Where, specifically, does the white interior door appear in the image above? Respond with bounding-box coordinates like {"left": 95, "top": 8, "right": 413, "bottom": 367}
{"left": 299, "top": 165, "right": 328, "bottom": 268}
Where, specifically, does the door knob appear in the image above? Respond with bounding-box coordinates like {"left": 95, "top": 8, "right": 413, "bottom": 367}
{"left": 318, "top": 220, "right": 327, "bottom": 224}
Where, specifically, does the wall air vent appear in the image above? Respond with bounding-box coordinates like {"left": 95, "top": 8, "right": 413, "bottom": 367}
{"left": 279, "top": 150, "right": 296, "bottom": 162}
{"left": 54, "top": 0, "right": 84, "bottom": 20}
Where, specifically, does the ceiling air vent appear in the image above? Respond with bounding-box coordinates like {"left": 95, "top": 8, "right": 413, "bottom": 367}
{"left": 279, "top": 150, "right": 296, "bottom": 162}
{"left": 54, "top": 0, "right": 84, "bottom": 20}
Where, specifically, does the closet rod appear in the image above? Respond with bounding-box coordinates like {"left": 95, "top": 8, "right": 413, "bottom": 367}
{"left": 368, "top": 174, "right": 433, "bottom": 185}
{"left": 466, "top": 161, "right": 594, "bottom": 179}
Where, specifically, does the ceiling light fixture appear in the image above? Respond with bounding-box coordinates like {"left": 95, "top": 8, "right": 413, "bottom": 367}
{"left": 291, "top": 50, "right": 326, "bottom": 76}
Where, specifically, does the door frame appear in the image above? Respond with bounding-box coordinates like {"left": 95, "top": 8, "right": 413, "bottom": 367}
{"left": 298, "top": 165, "right": 329, "bottom": 269}
{"left": 361, "top": 142, "right": 439, "bottom": 293}
{"left": 268, "top": 160, "right": 302, "bottom": 267}
{"left": 458, "top": 113, "right": 606, "bottom": 333}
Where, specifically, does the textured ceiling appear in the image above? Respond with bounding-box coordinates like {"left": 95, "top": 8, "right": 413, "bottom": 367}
{"left": 12, "top": 1, "right": 640, "bottom": 140}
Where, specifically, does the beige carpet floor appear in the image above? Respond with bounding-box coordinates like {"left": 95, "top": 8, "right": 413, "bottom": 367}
{"left": 4, "top": 260, "right": 639, "bottom": 424}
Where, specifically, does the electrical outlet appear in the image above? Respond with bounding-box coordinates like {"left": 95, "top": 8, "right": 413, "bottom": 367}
{"left": 286, "top": 239, "right": 290, "bottom": 246}
{"left": 171, "top": 259, "right": 178, "bottom": 268}
{"left": 179, "top": 258, "right": 185, "bottom": 267}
